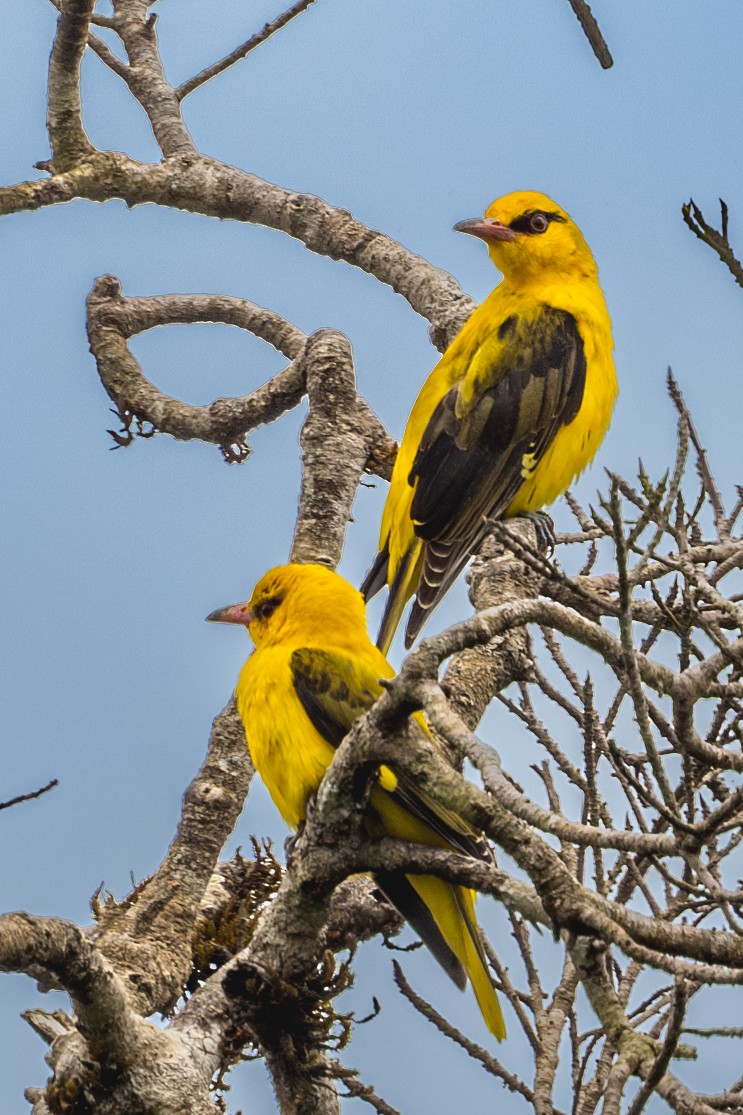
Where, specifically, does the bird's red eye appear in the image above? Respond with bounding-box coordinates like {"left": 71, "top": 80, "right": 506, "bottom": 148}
{"left": 256, "top": 599, "right": 278, "bottom": 620}
{"left": 529, "top": 212, "right": 549, "bottom": 234}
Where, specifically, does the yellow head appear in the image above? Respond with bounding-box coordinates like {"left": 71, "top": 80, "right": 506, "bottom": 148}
{"left": 455, "top": 190, "right": 598, "bottom": 284}
{"left": 207, "top": 563, "right": 368, "bottom": 649}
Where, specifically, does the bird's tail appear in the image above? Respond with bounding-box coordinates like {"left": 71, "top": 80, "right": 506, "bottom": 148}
{"left": 360, "top": 543, "right": 389, "bottom": 602}
{"left": 375, "top": 543, "right": 423, "bottom": 655}
{"left": 452, "top": 883, "right": 505, "bottom": 1041}
{"left": 376, "top": 869, "right": 505, "bottom": 1040}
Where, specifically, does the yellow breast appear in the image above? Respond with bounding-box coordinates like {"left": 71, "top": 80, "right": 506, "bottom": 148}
{"left": 236, "top": 647, "right": 335, "bottom": 829}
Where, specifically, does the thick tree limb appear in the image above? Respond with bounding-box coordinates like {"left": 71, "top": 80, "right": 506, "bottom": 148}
{"left": 47, "top": 0, "right": 97, "bottom": 169}
{"left": 0, "top": 914, "right": 218, "bottom": 1115}
{"left": 443, "top": 522, "right": 543, "bottom": 729}
{"left": 46, "top": 0, "right": 130, "bottom": 80}
{"left": 93, "top": 700, "right": 253, "bottom": 1016}
{"left": 1, "top": 152, "right": 475, "bottom": 346}
{"left": 112, "top": 0, "right": 196, "bottom": 157}
{"left": 290, "top": 329, "right": 395, "bottom": 565}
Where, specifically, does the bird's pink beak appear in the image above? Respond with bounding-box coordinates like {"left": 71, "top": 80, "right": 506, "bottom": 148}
{"left": 454, "top": 217, "right": 517, "bottom": 243}
{"left": 206, "top": 601, "right": 254, "bottom": 626}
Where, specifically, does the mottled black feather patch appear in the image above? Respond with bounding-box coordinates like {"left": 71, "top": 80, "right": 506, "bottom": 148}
{"left": 410, "top": 307, "right": 585, "bottom": 534}
{"left": 291, "top": 648, "right": 377, "bottom": 748}
{"left": 498, "top": 314, "right": 518, "bottom": 339}
{"left": 292, "top": 651, "right": 490, "bottom": 862}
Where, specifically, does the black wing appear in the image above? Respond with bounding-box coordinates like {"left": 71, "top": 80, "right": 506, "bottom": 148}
{"left": 291, "top": 645, "right": 494, "bottom": 989}
{"left": 406, "top": 306, "right": 586, "bottom": 644}
{"left": 290, "top": 647, "right": 489, "bottom": 862}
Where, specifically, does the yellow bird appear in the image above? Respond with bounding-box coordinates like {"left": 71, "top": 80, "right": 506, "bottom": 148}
{"left": 362, "top": 190, "right": 617, "bottom": 653}
{"left": 208, "top": 562, "right": 505, "bottom": 1039}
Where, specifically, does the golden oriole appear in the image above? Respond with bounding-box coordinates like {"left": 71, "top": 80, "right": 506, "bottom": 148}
{"left": 208, "top": 562, "right": 504, "bottom": 1039}
{"left": 362, "top": 190, "right": 617, "bottom": 653}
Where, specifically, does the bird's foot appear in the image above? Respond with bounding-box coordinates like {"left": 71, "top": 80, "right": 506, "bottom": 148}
{"left": 284, "top": 794, "right": 317, "bottom": 865}
{"left": 284, "top": 817, "right": 307, "bottom": 865}
{"left": 516, "top": 510, "right": 556, "bottom": 555}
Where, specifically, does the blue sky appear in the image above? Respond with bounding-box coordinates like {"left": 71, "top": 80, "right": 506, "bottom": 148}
{"left": 3, "top": 2, "right": 743, "bottom": 1111}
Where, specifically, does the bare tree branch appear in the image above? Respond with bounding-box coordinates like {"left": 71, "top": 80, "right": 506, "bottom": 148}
{"left": 46, "top": 0, "right": 129, "bottom": 80}
{"left": 683, "top": 197, "right": 743, "bottom": 289}
{"left": 176, "top": 0, "right": 318, "bottom": 101}
{"left": 0, "top": 915, "right": 217, "bottom": 1115}
{"left": 290, "top": 328, "right": 396, "bottom": 565}
{"left": 392, "top": 961, "right": 546, "bottom": 1108}
{"left": 0, "top": 778, "right": 58, "bottom": 812}
{"left": 566, "top": 0, "right": 613, "bottom": 68}
{"left": 86, "top": 278, "right": 309, "bottom": 456}
{"left": 111, "top": 0, "right": 196, "bottom": 157}
{"left": 93, "top": 699, "right": 253, "bottom": 1016}
{"left": 0, "top": 153, "right": 475, "bottom": 346}
{"left": 47, "top": 0, "right": 97, "bottom": 169}
{"left": 7, "top": 7, "right": 743, "bottom": 1113}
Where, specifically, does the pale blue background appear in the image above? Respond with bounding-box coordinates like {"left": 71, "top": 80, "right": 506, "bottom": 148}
{"left": 3, "top": 2, "right": 743, "bottom": 1110}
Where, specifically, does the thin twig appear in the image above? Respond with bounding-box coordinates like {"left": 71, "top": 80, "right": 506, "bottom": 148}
{"left": 0, "top": 778, "right": 59, "bottom": 812}
{"left": 667, "top": 369, "right": 727, "bottom": 537}
{"left": 336, "top": 1069, "right": 402, "bottom": 1115}
{"left": 392, "top": 962, "right": 552, "bottom": 1106}
{"left": 682, "top": 197, "right": 743, "bottom": 290}
{"left": 625, "top": 981, "right": 689, "bottom": 1115}
{"left": 176, "top": 0, "right": 318, "bottom": 101}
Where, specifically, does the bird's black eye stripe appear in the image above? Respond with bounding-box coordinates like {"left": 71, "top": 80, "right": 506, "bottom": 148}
{"left": 508, "top": 210, "right": 566, "bottom": 235}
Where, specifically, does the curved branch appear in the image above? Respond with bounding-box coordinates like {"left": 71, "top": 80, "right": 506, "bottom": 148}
{"left": 422, "top": 683, "right": 681, "bottom": 856}
{"left": 86, "top": 277, "right": 308, "bottom": 453}
{"left": 86, "top": 279, "right": 395, "bottom": 486}
{"left": 1, "top": 917, "right": 222, "bottom": 1115}
{"left": 0, "top": 914, "right": 121, "bottom": 1009}
{"left": 407, "top": 596, "right": 682, "bottom": 702}
{"left": 2, "top": 152, "right": 475, "bottom": 345}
